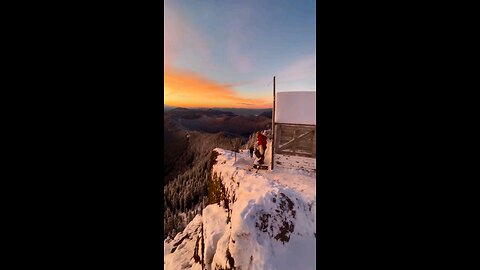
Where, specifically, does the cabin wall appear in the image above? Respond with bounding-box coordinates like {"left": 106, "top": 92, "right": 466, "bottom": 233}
{"left": 274, "top": 123, "right": 316, "bottom": 158}
{"left": 275, "top": 92, "right": 316, "bottom": 125}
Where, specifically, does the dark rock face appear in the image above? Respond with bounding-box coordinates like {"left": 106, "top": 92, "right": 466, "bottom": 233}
{"left": 256, "top": 213, "right": 272, "bottom": 232}
{"left": 255, "top": 192, "right": 296, "bottom": 244}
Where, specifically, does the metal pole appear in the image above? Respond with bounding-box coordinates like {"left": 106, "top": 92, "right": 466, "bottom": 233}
{"left": 271, "top": 76, "right": 276, "bottom": 170}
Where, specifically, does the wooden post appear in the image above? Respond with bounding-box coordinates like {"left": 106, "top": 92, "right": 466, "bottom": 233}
{"left": 271, "top": 76, "right": 276, "bottom": 170}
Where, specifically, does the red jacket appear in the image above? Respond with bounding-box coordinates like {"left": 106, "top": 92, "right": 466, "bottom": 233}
{"left": 257, "top": 133, "right": 267, "bottom": 146}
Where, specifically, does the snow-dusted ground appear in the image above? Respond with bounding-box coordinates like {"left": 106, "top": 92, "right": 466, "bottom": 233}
{"left": 274, "top": 153, "right": 316, "bottom": 172}
{"left": 164, "top": 148, "right": 316, "bottom": 270}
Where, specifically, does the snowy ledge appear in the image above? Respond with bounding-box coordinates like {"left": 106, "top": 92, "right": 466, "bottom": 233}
{"left": 165, "top": 148, "right": 316, "bottom": 270}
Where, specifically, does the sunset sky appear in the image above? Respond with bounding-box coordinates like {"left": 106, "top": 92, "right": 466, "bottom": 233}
{"left": 164, "top": 0, "right": 316, "bottom": 109}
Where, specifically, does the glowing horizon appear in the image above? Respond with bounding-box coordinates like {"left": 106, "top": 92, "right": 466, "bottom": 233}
{"left": 164, "top": 0, "right": 315, "bottom": 109}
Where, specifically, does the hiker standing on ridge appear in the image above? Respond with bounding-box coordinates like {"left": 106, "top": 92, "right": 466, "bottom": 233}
{"left": 256, "top": 131, "right": 268, "bottom": 164}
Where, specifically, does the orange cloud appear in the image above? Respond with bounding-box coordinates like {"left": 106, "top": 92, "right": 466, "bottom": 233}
{"left": 164, "top": 1, "right": 270, "bottom": 109}
{"left": 164, "top": 66, "right": 271, "bottom": 109}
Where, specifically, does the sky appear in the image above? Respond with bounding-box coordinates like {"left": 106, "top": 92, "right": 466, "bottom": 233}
{"left": 164, "top": 0, "right": 316, "bottom": 109}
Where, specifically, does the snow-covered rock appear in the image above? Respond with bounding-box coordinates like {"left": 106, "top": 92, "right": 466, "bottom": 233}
{"left": 164, "top": 148, "right": 316, "bottom": 270}
{"left": 164, "top": 214, "right": 204, "bottom": 270}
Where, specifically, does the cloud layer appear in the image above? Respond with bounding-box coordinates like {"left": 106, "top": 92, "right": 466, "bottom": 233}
{"left": 164, "top": 1, "right": 271, "bottom": 108}
{"left": 164, "top": 66, "right": 270, "bottom": 108}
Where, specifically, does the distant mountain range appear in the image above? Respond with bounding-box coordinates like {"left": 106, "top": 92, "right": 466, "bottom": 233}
{"left": 164, "top": 105, "right": 271, "bottom": 116}
{"left": 210, "top": 108, "right": 271, "bottom": 116}
{"left": 165, "top": 107, "right": 271, "bottom": 137}
{"left": 163, "top": 107, "right": 272, "bottom": 185}
{"left": 164, "top": 105, "right": 176, "bottom": 111}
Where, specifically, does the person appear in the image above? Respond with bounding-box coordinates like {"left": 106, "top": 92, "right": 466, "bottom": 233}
{"left": 256, "top": 131, "right": 268, "bottom": 164}
{"left": 249, "top": 145, "right": 254, "bottom": 158}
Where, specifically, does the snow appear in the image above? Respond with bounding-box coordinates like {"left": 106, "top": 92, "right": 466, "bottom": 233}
{"left": 164, "top": 148, "right": 316, "bottom": 270}
{"left": 275, "top": 153, "right": 316, "bottom": 172}
{"left": 203, "top": 205, "right": 228, "bottom": 270}
{"left": 164, "top": 214, "right": 203, "bottom": 270}
{"left": 275, "top": 91, "right": 316, "bottom": 125}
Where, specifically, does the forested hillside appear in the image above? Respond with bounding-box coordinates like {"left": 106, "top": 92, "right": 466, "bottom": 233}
{"left": 163, "top": 108, "right": 272, "bottom": 239}
{"left": 163, "top": 130, "right": 241, "bottom": 238}
{"left": 166, "top": 108, "right": 271, "bottom": 137}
